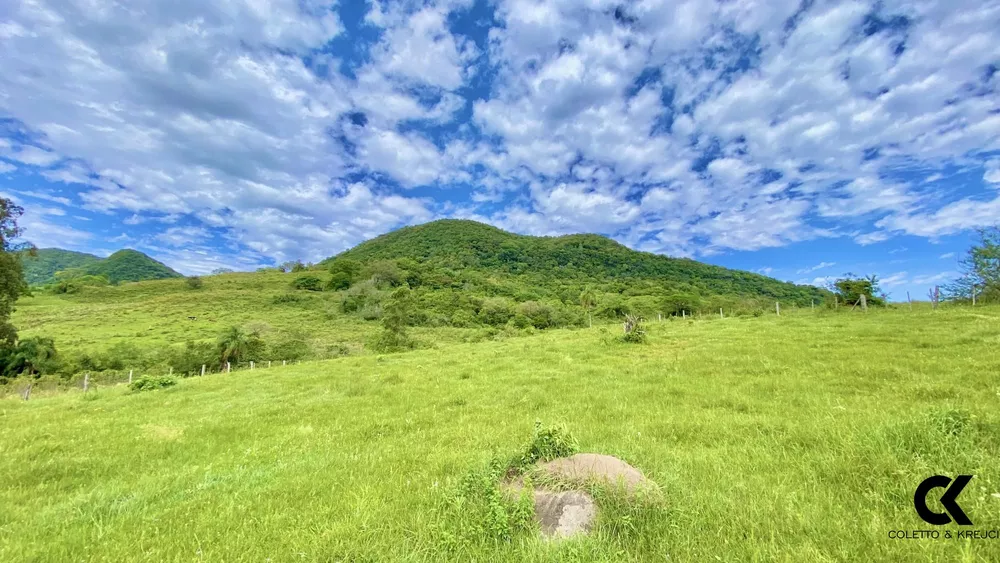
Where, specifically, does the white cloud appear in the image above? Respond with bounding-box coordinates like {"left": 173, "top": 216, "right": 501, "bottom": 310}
{"left": 912, "top": 271, "right": 957, "bottom": 285}
{"left": 985, "top": 159, "right": 1000, "bottom": 184}
{"left": 797, "top": 261, "right": 836, "bottom": 275}
{"left": 939, "top": 252, "right": 955, "bottom": 259}
{"left": 0, "top": 162, "right": 15, "bottom": 174}
{"left": 880, "top": 272, "right": 909, "bottom": 288}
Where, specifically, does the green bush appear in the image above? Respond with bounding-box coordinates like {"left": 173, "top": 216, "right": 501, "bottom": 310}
{"left": 360, "top": 303, "right": 384, "bottom": 321}
{"left": 291, "top": 276, "right": 323, "bottom": 291}
{"left": 340, "top": 280, "right": 381, "bottom": 313}
{"left": 129, "top": 375, "right": 177, "bottom": 392}
{"left": 185, "top": 276, "right": 203, "bottom": 290}
{"left": 513, "top": 421, "right": 580, "bottom": 470}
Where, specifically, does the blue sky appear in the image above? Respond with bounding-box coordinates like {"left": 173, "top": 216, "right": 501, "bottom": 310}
{"left": 1, "top": 0, "right": 998, "bottom": 300}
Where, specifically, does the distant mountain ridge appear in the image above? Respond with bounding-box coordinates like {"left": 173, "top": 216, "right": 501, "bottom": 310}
{"left": 22, "top": 248, "right": 182, "bottom": 285}
{"left": 327, "top": 219, "right": 827, "bottom": 303}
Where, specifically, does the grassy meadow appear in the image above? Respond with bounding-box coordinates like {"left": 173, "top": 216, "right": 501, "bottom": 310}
{"left": 3, "top": 305, "right": 1000, "bottom": 561}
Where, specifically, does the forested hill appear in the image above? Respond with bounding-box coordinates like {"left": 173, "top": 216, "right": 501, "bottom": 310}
{"left": 327, "top": 219, "right": 826, "bottom": 304}
{"left": 22, "top": 248, "right": 182, "bottom": 285}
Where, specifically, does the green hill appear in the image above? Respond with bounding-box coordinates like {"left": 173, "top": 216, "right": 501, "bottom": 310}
{"left": 20, "top": 249, "right": 101, "bottom": 285}
{"left": 22, "top": 248, "right": 181, "bottom": 285}
{"left": 328, "top": 219, "right": 826, "bottom": 304}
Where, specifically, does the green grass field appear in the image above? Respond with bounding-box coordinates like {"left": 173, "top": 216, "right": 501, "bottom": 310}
{"left": 3, "top": 306, "right": 1000, "bottom": 561}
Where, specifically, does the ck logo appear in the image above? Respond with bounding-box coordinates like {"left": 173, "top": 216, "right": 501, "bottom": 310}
{"left": 914, "top": 475, "right": 973, "bottom": 526}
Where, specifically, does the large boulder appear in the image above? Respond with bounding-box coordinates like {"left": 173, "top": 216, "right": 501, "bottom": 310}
{"left": 535, "top": 453, "right": 654, "bottom": 494}
{"left": 531, "top": 490, "right": 597, "bottom": 539}
{"left": 504, "top": 453, "right": 657, "bottom": 540}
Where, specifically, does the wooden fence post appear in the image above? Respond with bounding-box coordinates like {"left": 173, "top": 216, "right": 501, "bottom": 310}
{"left": 201, "top": 364, "right": 206, "bottom": 376}
{"left": 22, "top": 383, "right": 31, "bottom": 401}
{"left": 128, "top": 369, "right": 133, "bottom": 384}
{"left": 268, "top": 361, "right": 272, "bottom": 368}
{"left": 776, "top": 302, "right": 780, "bottom": 316}
{"left": 860, "top": 294, "right": 867, "bottom": 312}
{"left": 227, "top": 362, "right": 231, "bottom": 373}
{"left": 811, "top": 299, "right": 815, "bottom": 310}
{"left": 250, "top": 361, "right": 254, "bottom": 370}
{"left": 83, "top": 373, "right": 89, "bottom": 392}
{"left": 972, "top": 285, "right": 976, "bottom": 307}
{"left": 282, "top": 360, "right": 286, "bottom": 366}
{"left": 682, "top": 310, "right": 686, "bottom": 319}
{"left": 719, "top": 308, "right": 724, "bottom": 319}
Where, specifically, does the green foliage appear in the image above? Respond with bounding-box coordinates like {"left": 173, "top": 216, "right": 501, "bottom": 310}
{"left": 513, "top": 421, "right": 580, "bottom": 470}
{"left": 340, "top": 280, "right": 382, "bottom": 313}
{"left": 0, "top": 336, "right": 59, "bottom": 378}
{"left": 369, "top": 286, "right": 416, "bottom": 352}
{"left": 168, "top": 341, "right": 218, "bottom": 376}
{"left": 185, "top": 276, "right": 203, "bottom": 290}
{"left": 290, "top": 275, "right": 323, "bottom": 291}
{"left": 52, "top": 274, "right": 110, "bottom": 294}
{"left": 19, "top": 248, "right": 99, "bottom": 286}
{"left": 326, "top": 259, "right": 361, "bottom": 290}
{"left": 1, "top": 198, "right": 30, "bottom": 345}
{"left": 217, "top": 326, "right": 265, "bottom": 365}
{"left": 362, "top": 260, "right": 404, "bottom": 288}
{"left": 327, "top": 219, "right": 827, "bottom": 305}
{"left": 945, "top": 226, "right": 1000, "bottom": 304}
{"left": 129, "top": 375, "right": 177, "bottom": 392}
{"left": 24, "top": 248, "right": 181, "bottom": 286}
{"left": 618, "top": 314, "right": 648, "bottom": 344}
{"left": 436, "top": 456, "right": 535, "bottom": 550}
{"left": 830, "top": 274, "right": 886, "bottom": 307}
{"left": 266, "top": 332, "right": 312, "bottom": 362}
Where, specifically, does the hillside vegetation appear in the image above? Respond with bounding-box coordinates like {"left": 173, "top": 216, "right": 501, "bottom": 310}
{"left": 3, "top": 308, "right": 999, "bottom": 561}
{"left": 329, "top": 219, "right": 826, "bottom": 304}
{"left": 21, "top": 248, "right": 181, "bottom": 285}
{"left": 9, "top": 220, "right": 834, "bottom": 381}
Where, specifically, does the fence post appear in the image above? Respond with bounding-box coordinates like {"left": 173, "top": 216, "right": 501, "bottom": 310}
{"left": 168, "top": 367, "right": 172, "bottom": 376}
{"left": 128, "top": 369, "right": 133, "bottom": 384}
{"left": 972, "top": 285, "right": 976, "bottom": 307}
{"left": 811, "top": 299, "right": 815, "bottom": 310}
{"left": 860, "top": 294, "right": 867, "bottom": 312}
{"left": 201, "top": 364, "right": 206, "bottom": 376}
{"left": 227, "top": 362, "right": 231, "bottom": 373}
{"left": 22, "top": 383, "right": 31, "bottom": 401}
{"left": 268, "top": 361, "right": 271, "bottom": 368}
{"left": 682, "top": 310, "right": 686, "bottom": 319}
{"left": 83, "top": 373, "right": 89, "bottom": 392}
{"left": 719, "top": 308, "right": 724, "bottom": 319}
{"left": 834, "top": 295, "right": 838, "bottom": 309}
{"left": 250, "top": 361, "right": 254, "bottom": 370}
{"left": 282, "top": 360, "right": 286, "bottom": 366}
{"left": 776, "top": 302, "right": 780, "bottom": 316}
{"left": 907, "top": 291, "right": 912, "bottom": 310}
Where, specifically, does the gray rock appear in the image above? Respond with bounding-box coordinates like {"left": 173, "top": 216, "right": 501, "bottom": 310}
{"left": 532, "top": 490, "right": 597, "bottom": 539}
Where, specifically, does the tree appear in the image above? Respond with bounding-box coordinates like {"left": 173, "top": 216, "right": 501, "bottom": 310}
{"left": 217, "top": 326, "right": 264, "bottom": 366}
{"left": 326, "top": 259, "right": 361, "bottom": 290}
{"left": 0, "top": 198, "right": 32, "bottom": 345}
{"left": 3, "top": 337, "right": 58, "bottom": 378}
{"left": 185, "top": 276, "right": 204, "bottom": 290}
{"left": 944, "top": 227, "right": 1000, "bottom": 303}
{"left": 579, "top": 289, "right": 597, "bottom": 327}
{"left": 370, "top": 286, "right": 415, "bottom": 352}
{"left": 829, "top": 274, "right": 886, "bottom": 307}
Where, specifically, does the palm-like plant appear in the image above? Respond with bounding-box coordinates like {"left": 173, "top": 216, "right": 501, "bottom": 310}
{"left": 579, "top": 289, "right": 597, "bottom": 327}
{"left": 217, "top": 327, "right": 261, "bottom": 366}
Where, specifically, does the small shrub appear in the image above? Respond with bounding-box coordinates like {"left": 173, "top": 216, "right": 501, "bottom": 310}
{"left": 513, "top": 421, "right": 579, "bottom": 470}
{"left": 359, "top": 303, "right": 384, "bottom": 321}
{"left": 185, "top": 276, "right": 203, "bottom": 290}
{"left": 368, "top": 328, "right": 416, "bottom": 353}
{"left": 130, "top": 375, "right": 177, "bottom": 392}
{"left": 618, "top": 314, "right": 648, "bottom": 344}
{"left": 291, "top": 276, "right": 323, "bottom": 291}
{"left": 272, "top": 293, "right": 307, "bottom": 305}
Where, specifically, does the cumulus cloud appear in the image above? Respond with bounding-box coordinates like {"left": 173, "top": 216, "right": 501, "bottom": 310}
{"left": 0, "top": 0, "right": 998, "bottom": 266}
{"left": 797, "top": 261, "right": 836, "bottom": 274}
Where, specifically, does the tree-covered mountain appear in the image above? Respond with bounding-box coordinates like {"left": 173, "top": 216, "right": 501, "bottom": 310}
{"left": 325, "top": 219, "right": 826, "bottom": 305}
{"left": 22, "top": 248, "right": 181, "bottom": 285}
